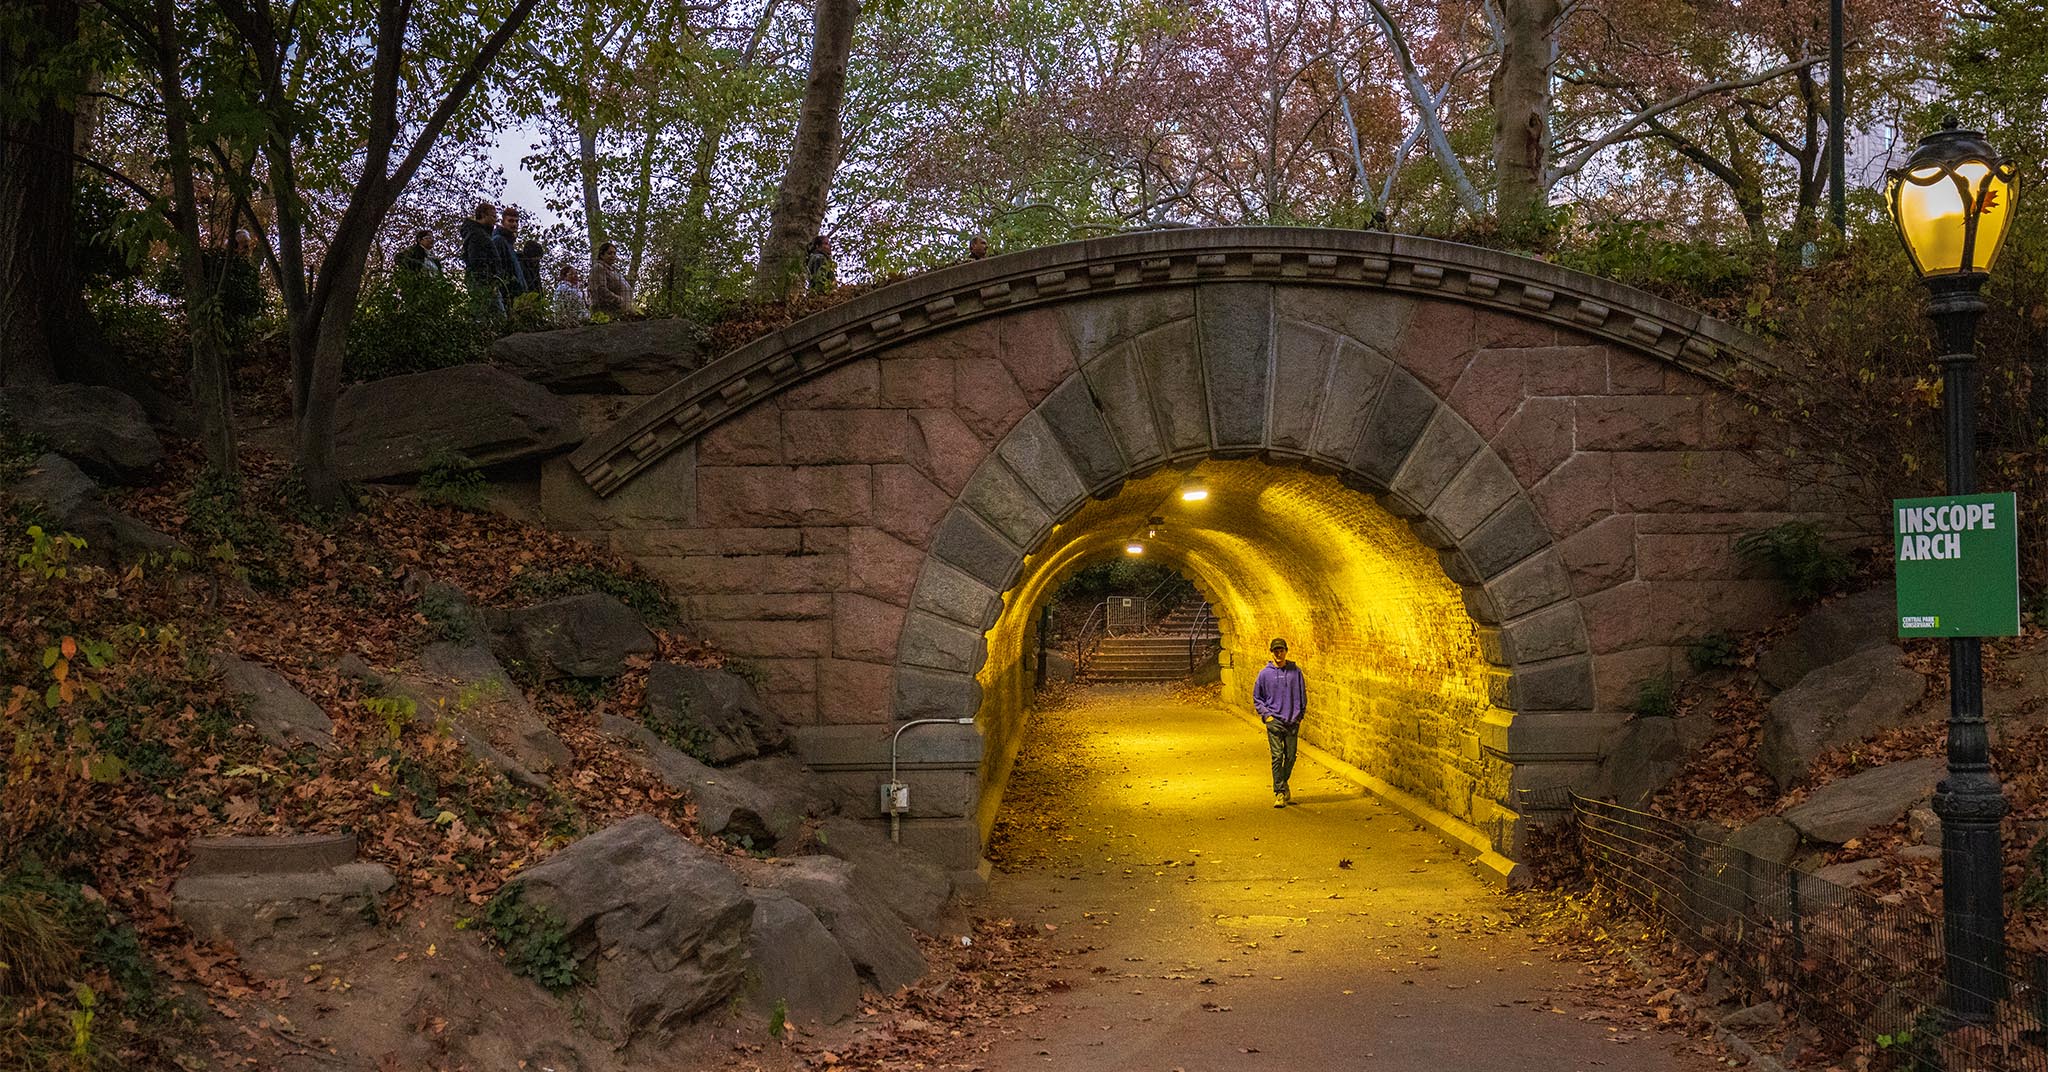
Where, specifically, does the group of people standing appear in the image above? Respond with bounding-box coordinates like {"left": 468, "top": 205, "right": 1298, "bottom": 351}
{"left": 394, "top": 201, "right": 632, "bottom": 323}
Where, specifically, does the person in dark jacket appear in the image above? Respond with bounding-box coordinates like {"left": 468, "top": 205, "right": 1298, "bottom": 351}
{"left": 396, "top": 230, "right": 442, "bottom": 276}
{"left": 1252, "top": 637, "right": 1307, "bottom": 807}
{"left": 460, "top": 202, "right": 499, "bottom": 310}
{"left": 518, "top": 238, "right": 544, "bottom": 297}
{"left": 493, "top": 206, "right": 529, "bottom": 298}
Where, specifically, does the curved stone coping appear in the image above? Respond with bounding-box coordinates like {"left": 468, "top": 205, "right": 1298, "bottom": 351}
{"left": 571, "top": 226, "right": 1782, "bottom": 496}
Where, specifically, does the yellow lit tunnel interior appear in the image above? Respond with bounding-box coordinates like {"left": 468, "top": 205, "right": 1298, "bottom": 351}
{"left": 975, "top": 458, "right": 1514, "bottom": 848}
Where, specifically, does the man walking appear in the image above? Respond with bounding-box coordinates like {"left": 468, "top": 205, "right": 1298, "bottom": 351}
{"left": 1252, "top": 637, "right": 1306, "bottom": 807}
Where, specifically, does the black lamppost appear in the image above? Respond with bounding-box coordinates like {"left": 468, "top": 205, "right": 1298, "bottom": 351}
{"left": 1885, "top": 117, "right": 2020, "bottom": 1023}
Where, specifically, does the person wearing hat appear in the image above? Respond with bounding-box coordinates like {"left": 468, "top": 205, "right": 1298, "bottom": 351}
{"left": 1252, "top": 637, "right": 1307, "bottom": 807}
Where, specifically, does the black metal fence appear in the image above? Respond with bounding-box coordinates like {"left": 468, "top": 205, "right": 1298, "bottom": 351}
{"left": 1568, "top": 794, "right": 2048, "bottom": 1071}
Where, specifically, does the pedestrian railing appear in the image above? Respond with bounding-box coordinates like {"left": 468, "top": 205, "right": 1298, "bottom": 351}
{"left": 1074, "top": 602, "right": 1107, "bottom": 679}
{"left": 1560, "top": 793, "right": 2048, "bottom": 1070}
{"left": 1187, "top": 602, "right": 1218, "bottom": 675}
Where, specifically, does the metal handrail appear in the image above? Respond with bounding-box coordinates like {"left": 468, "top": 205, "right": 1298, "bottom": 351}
{"left": 1074, "top": 601, "right": 1108, "bottom": 679}
{"left": 1187, "top": 602, "right": 1216, "bottom": 674}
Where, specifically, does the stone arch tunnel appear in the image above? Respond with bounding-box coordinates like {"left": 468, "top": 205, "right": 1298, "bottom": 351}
{"left": 543, "top": 226, "right": 1845, "bottom": 877}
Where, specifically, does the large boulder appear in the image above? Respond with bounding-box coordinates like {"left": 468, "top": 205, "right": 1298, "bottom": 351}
{"left": 642, "top": 662, "right": 787, "bottom": 765}
{"left": 738, "top": 855, "right": 925, "bottom": 993}
{"left": 488, "top": 592, "right": 656, "bottom": 681}
{"left": 1761, "top": 645, "right": 1927, "bottom": 788}
{"left": 1782, "top": 757, "right": 1943, "bottom": 844}
{"left": 813, "top": 816, "right": 951, "bottom": 933}
{"left": 1757, "top": 587, "right": 1897, "bottom": 691}
{"left": 332, "top": 364, "right": 581, "bottom": 482}
{"left": 11, "top": 453, "right": 180, "bottom": 563}
{"left": 745, "top": 889, "right": 861, "bottom": 1025}
{"left": 503, "top": 815, "right": 753, "bottom": 1042}
{"left": 213, "top": 655, "right": 336, "bottom": 752}
{"left": 489, "top": 318, "right": 706, "bottom": 394}
{"left": 389, "top": 642, "right": 571, "bottom": 786}
{"left": 0, "top": 383, "right": 164, "bottom": 482}
{"left": 599, "top": 714, "right": 813, "bottom": 846}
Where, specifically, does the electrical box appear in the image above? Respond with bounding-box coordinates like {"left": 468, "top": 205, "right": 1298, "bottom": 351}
{"left": 879, "top": 781, "right": 910, "bottom": 815}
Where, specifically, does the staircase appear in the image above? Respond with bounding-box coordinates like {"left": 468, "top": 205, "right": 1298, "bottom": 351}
{"left": 1082, "top": 602, "right": 1221, "bottom": 682}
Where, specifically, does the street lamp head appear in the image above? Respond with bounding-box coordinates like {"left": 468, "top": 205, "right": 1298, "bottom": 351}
{"left": 1124, "top": 541, "right": 1145, "bottom": 556}
{"left": 1886, "top": 117, "right": 2018, "bottom": 279}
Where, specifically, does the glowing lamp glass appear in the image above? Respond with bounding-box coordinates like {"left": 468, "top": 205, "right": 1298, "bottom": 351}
{"left": 1180, "top": 486, "right": 1210, "bottom": 502}
{"left": 1886, "top": 123, "right": 2018, "bottom": 278}
{"left": 1124, "top": 542, "right": 1145, "bottom": 555}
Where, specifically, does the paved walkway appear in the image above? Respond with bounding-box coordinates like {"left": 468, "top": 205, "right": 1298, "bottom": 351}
{"left": 976, "top": 685, "right": 1725, "bottom": 1072}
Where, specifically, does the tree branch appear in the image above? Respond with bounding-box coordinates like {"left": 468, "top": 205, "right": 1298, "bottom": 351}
{"left": 1546, "top": 55, "right": 1820, "bottom": 186}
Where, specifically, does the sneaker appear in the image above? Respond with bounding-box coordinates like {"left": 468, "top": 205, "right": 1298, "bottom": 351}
{"left": 1273, "top": 793, "right": 1287, "bottom": 808}
{"left": 1283, "top": 789, "right": 1294, "bottom": 805}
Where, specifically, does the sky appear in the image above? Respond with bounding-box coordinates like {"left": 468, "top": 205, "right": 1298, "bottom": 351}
{"left": 490, "top": 120, "right": 555, "bottom": 230}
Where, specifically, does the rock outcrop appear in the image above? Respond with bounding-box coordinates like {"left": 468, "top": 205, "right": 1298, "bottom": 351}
{"left": 600, "top": 714, "right": 812, "bottom": 846}
{"left": 333, "top": 364, "right": 581, "bottom": 481}
{"left": 11, "top": 453, "right": 180, "bottom": 563}
{"left": 489, "top": 318, "right": 705, "bottom": 394}
{"left": 744, "top": 889, "right": 862, "bottom": 1024}
{"left": 738, "top": 855, "right": 926, "bottom": 993}
{"left": 0, "top": 383, "right": 165, "bottom": 482}
{"left": 213, "top": 655, "right": 336, "bottom": 752}
{"left": 813, "top": 815, "right": 953, "bottom": 933}
{"left": 1782, "top": 757, "right": 1943, "bottom": 844}
{"left": 1760, "top": 645, "right": 1927, "bottom": 788}
{"left": 388, "top": 642, "right": 572, "bottom": 786}
{"left": 1756, "top": 587, "right": 1897, "bottom": 691}
{"left": 641, "top": 662, "right": 787, "bottom": 765}
{"left": 488, "top": 592, "right": 656, "bottom": 681}
{"left": 501, "top": 815, "right": 754, "bottom": 1042}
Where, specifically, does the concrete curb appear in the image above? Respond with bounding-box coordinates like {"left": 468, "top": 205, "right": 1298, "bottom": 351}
{"left": 1222, "top": 706, "right": 1522, "bottom": 886}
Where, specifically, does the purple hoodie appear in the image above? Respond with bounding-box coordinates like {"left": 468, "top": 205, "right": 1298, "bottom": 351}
{"left": 1253, "top": 661, "right": 1307, "bottom": 727}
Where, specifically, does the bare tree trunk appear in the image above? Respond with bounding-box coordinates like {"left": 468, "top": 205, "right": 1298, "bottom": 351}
{"left": 579, "top": 117, "right": 605, "bottom": 256}
{"left": 1492, "top": 0, "right": 1559, "bottom": 240}
{"left": 0, "top": 0, "right": 80, "bottom": 387}
{"left": 156, "top": 0, "right": 236, "bottom": 472}
{"left": 626, "top": 123, "right": 660, "bottom": 290}
{"left": 752, "top": 0, "right": 859, "bottom": 301}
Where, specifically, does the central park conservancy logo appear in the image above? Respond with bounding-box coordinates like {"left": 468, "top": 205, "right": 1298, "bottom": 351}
{"left": 1902, "top": 615, "right": 1939, "bottom": 629}
{"left": 1896, "top": 499, "right": 2001, "bottom": 561}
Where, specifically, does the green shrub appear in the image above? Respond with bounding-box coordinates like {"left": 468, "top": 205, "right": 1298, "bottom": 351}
{"left": 1551, "top": 217, "right": 1756, "bottom": 301}
{"left": 345, "top": 269, "right": 494, "bottom": 381}
{"left": 1735, "top": 521, "right": 1855, "bottom": 603}
{"left": 417, "top": 449, "right": 490, "bottom": 512}
{"left": 0, "top": 861, "right": 185, "bottom": 1067}
{"left": 481, "top": 884, "right": 581, "bottom": 992}
{"left": 506, "top": 291, "right": 553, "bottom": 335}
{"left": 510, "top": 563, "right": 678, "bottom": 626}
{"left": 1632, "top": 676, "right": 1676, "bottom": 718}
{"left": 1685, "top": 633, "right": 1743, "bottom": 672}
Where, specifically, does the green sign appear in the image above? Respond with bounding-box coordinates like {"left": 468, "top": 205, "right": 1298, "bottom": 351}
{"left": 1893, "top": 492, "right": 2021, "bottom": 638}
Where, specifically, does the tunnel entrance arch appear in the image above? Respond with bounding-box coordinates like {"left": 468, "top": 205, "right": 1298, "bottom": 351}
{"left": 983, "top": 460, "right": 1513, "bottom": 864}
{"left": 560, "top": 227, "right": 1826, "bottom": 875}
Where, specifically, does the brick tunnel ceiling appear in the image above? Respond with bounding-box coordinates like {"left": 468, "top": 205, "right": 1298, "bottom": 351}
{"left": 983, "top": 458, "right": 1513, "bottom": 835}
